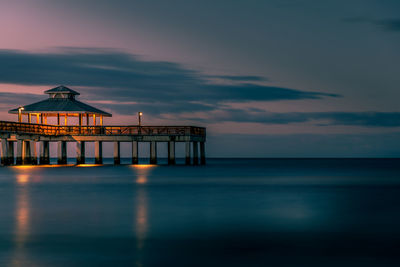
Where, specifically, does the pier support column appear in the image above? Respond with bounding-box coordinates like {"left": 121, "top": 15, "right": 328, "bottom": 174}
{"left": 22, "top": 141, "right": 32, "bottom": 165}
{"left": 1, "top": 139, "right": 10, "bottom": 165}
{"left": 40, "top": 141, "right": 50, "bottom": 165}
{"left": 16, "top": 140, "right": 23, "bottom": 165}
{"left": 168, "top": 141, "right": 175, "bottom": 165}
{"left": 114, "top": 141, "right": 120, "bottom": 165}
{"left": 132, "top": 141, "right": 138, "bottom": 164}
{"left": 193, "top": 141, "right": 199, "bottom": 165}
{"left": 58, "top": 141, "right": 67, "bottom": 164}
{"left": 95, "top": 141, "right": 103, "bottom": 164}
{"left": 8, "top": 141, "right": 14, "bottom": 165}
{"left": 31, "top": 141, "right": 38, "bottom": 165}
{"left": 150, "top": 141, "right": 157, "bottom": 164}
{"left": 200, "top": 142, "right": 206, "bottom": 165}
{"left": 76, "top": 141, "right": 85, "bottom": 164}
{"left": 185, "top": 141, "right": 191, "bottom": 165}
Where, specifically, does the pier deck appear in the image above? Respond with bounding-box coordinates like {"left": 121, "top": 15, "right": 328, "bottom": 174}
{"left": 0, "top": 121, "right": 206, "bottom": 166}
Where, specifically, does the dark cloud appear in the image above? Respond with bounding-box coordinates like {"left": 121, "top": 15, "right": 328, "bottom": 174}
{"left": 188, "top": 109, "right": 400, "bottom": 127}
{"left": 0, "top": 48, "right": 338, "bottom": 116}
{"left": 0, "top": 92, "right": 42, "bottom": 106}
{"left": 375, "top": 19, "right": 400, "bottom": 32}
{"left": 207, "top": 75, "right": 268, "bottom": 82}
{"left": 207, "top": 132, "right": 400, "bottom": 157}
{"left": 344, "top": 17, "right": 400, "bottom": 32}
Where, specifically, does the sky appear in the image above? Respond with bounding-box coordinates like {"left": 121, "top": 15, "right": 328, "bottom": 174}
{"left": 1, "top": 0, "right": 400, "bottom": 157}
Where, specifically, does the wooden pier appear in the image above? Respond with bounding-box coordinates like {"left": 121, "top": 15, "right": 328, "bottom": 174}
{"left": 0, "top": 85, "right": 206, "bottom": 166}
{"left": 0, "top": 121, "right": 206, "bottom": 166}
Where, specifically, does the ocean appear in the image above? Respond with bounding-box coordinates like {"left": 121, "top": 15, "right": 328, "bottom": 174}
{"left": 0, "top": 158, "right": 399, "bottom": 266}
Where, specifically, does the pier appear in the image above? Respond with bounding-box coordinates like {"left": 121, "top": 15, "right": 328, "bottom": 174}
{"left": 0, "top": 86, "right": 206, "bottom": 166}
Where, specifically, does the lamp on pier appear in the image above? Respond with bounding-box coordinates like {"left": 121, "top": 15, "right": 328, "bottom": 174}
{"left": 18, "top": 107, "right": 24, "bottom": 122}
{"left": 138, "top": 112, "right": 143, "bottom": 126}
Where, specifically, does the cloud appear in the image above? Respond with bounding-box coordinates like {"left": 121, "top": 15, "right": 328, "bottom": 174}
{"left": 187, "top": 109, "right": 400, "bottom": 127}
{"left": 0, "top": 48, "right": 338, "bottom": 116}
{"left": 375, "top": 19, "right": 400, "bottom": 32}
{"left": 0, "top": 92, "right": 42, "bottom": 105}
{"left": 207, "top": 75, "right": 268, "bottom": 82}
{"left": 344, "top": 17, "right": 400, "bottom": 32}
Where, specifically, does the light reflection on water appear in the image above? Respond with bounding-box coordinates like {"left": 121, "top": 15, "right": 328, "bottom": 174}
{"left": 0, "top": 159, "right": 399, "bottom": 266}
{"left": 134, "top": 165, "right": 150, "bottom": 262}
{"left": 11, "top": 173, "right": 31, "bottom": 266}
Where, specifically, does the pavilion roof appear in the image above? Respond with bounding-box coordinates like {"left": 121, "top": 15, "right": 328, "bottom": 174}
{"left": 9, "top": 86, "right": 112, "bottom": 117}
{"left": 45, "top": 85, "right": 80, "bottom": 95}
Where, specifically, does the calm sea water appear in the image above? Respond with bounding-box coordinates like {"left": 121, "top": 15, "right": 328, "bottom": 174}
{"left": 0, "top": 158, "right": 399, "bottom": 266}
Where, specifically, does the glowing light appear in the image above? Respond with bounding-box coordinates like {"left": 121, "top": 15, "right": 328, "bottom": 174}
{"left": 16, "top": 174, "right": 29, "bottom": 185}
{"left": 12, "top": 164, "right": 73, "bottom": 168}
{"left": 131, "top": 164, "right": 156, "bottom": 169}
{"left": 135, "top": 188, "right": 148, "bottom": 250}
{"left": 14, "top": 173, "right": 30, "bottom": 249}
{"left": 76, "top": 164, "right": 103, "bottom": 167}
{"left": 12, "top": 165, "right": 36, "bottom": 170}
{"left": 136, "top": 175, "right": 147, "bottom": 184}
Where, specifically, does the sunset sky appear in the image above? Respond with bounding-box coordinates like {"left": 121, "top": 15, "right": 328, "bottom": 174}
{"left": 1, "top": 0, "right": 400, "bottom": 157}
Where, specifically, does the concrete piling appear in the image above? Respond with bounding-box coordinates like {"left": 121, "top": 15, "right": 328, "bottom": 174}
{"left": 16, "top": 140, "right": 23, "bottom": 165}
{"left": 1, "top": 139, "right": 8, "bottom": 165}
{"left": 76, "top": 141, "right": 85, "bottom": 164}
{"left": 22, "top": 141, "right": 32, "bottom": 165}
{"left": 40, "top": 141, "right": 50, "bottom": 164}
{"left": 31, "top": 141, "right": 38, "bottom": 165}
{"left": 150, "top": 141, "right": 157, "bottom": 164}
{"left": 185, "top": 141, "right": 191, "bottom": 165}
{"left": 200, "top": 142, "right": 206, "bottom": 165}
{"left": 132, "top": 141, "right": 138, "bottom": 164}
{"left": 8, "top": 141, "right": 14, "bottom": 165}
{"left": 193, "top": 141, "right": 199, "bottom": 165}
{"left": 95, "top": 141, "right": 103, "bottom": 164}
{"left": 58, "top": 141, "right": 67, "bottom": 164}
{"left": 168, "top": 141, "right": 175, "bottom": 165}
{"left": 114, "top": 141, "right": 120, "bottom": 164}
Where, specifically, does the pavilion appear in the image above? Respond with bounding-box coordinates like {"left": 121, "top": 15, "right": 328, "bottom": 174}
{"left": 9, "top": 86, "right": 111, "bottom": 126}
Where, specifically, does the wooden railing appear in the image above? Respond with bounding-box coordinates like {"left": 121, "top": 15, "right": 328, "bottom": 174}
{"left": 0, "top": 121, "right": 206, "bottom": 137}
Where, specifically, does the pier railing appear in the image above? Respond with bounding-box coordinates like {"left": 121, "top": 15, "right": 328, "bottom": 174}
{"left": 0, "top": 121, "right": 206, "bottom": 137}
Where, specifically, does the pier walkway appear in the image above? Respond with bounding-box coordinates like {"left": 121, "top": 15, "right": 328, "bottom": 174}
{"left": 0, "top": 121, "right": 206, "bottom": 166}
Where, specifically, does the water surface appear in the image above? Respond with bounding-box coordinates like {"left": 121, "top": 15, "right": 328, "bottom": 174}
{"left": 0, "top": 158, "right": 399, "bottom": 266}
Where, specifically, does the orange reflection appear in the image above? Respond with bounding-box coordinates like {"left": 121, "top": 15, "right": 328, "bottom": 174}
{"left": 76, "top": 164, "right": 103, "bottom": 167}
{"left": 131, "top": 164, "right": 156, "bottom": 169}
{"left": 134, "top": 165, "right": 151, "bottom": 253}
{"left": 16, "top": 174, "right": 29, "bottom": 185}
{"left": 15, "top": 174, "right": 30, "bottom": 247}
{"left": 136, "top": 175, "right": 147, "bottom": 184}
{"left": 12, "top": 164, "right": 73, "bottom": 168}
{"left": 12, "top": 166, "right": 37, "bottom": 170}
{"left": 136, "top": 188, "right": 148, "bottom": 250}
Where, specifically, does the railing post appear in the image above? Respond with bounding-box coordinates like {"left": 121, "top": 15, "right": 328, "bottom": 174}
{"left": 150, "top": 141, "right": 157, "bottom": 164}
{"left": 185, "top": 141, "right": 191, "bottom": 165}
{"left": 132, "top": 141, "right": 138, "bottom": 164}
{"left": 114, "top": 141, "right": 120, "bottom": 165}
{"left": 95, "top": 141, "right": 103, "bottom": 164}
{"left": 168, "top": 141, "right": 175, "bottom": 165}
